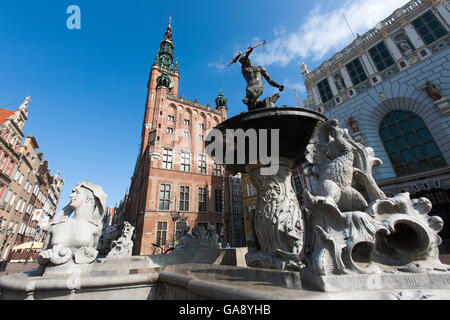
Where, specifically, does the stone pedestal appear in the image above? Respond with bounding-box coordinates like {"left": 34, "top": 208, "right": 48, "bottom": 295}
{"left": 434, "top": 98, "right": 450, "bottom": 116}
{"left": 245, "top": 158, "right": 303, "bottom": 270}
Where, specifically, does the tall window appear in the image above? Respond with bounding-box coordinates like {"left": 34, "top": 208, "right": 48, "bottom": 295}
{"left": 181, "top": 152, "right": 190, "bottom": 172}
{"left": 379, "top": 110, "right": 446, "bottom": 177}
{"left": 233, "top": 202, "right": 240, "bottom": 214}
{"left": 162, "top": 148, "right": 173, "bottom": 169}
{"left": 158, "top": 184, "right": 171, "bottom": 210}
{"left": 412, "top": 10, "right": 448, "bottom": 45}
{"left": 368, "top": 41, "right": 395, "bottom": 72}
{"left": 345, "top": 58, "right": 368, "bottom": 86}
{"left": 166, "top": 127, "right": 174, "bottom": 134}
{"left": 213, "top": 163, "right": 222, "bottom": 176}
{"left": 198, "top": 187, "right": 207, "bottom": 212}
{"left": 214, "top": 189, "right": 223, "bottom": 213}
{"left": 15, "top": 198, "right": 23, "bottom": 212}
{"left": 7, "top": 193, "right": 16, "bottom": 212}
{"left": 292, "top": 176, "right": 303, "bottom": 196}
{"left": 2, "top": 189, "right": 11, "bottom": 209}
{"left": 317, "top": 78, "right": 333, "bottom": 104}
{"left": 184, "top": 119, "right": 190, "bottom": 125}
{"left": 198, "top": 154, "right": 207, "bottom": 174}
{"left": 179, "top": 186, "right": 189, "bottom": 211}
{"left": 156, "top": 221, "right": 168, "bottom": 246}
{"left": 167, "top": 115, "right": 175, "bottom": 122}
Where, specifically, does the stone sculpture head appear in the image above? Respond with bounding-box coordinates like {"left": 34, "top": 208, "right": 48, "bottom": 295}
{"left": 70, "top": 180, "right": 107, "bottom": 226}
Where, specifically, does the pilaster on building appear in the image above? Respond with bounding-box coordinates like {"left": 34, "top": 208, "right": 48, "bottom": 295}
{"left": 123, "top": 19, "right": 235, "bottom": 255}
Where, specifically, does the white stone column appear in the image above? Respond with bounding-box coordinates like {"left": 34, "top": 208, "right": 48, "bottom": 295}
{"left": 327, "top": 75, "right": 339, "bottom": 96}
{"left": 433, "top": 1, "right": 450, "bottom": 30}
{"left": 338, "top": 65, "right": 353, "bottom": 88}
{"left": 360, "top": 52, "right": 377, "bottom": 75}
{"left": 403, "top": 22, "right": 425, "bottom": 49}
{"left": 311, "top": 85, "right": 321, "bottom": 106}
{"left": 385, "top": 36, "right": 403, "bottom": 60}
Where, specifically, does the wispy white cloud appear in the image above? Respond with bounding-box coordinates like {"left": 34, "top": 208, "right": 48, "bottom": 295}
{"left": 207, "top": 61, "right": 226, "bottom": 72}
{"left": 252, "top": 0, "right": 411, "bottom": 67}
{"left": 207, "top": 54, "right": 227, "bottom": 72}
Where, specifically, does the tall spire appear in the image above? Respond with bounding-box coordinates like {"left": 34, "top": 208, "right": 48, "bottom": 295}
{"left": 154, "top": 17, "right": 175, "bottom": 71}
{"left": 215, "top": 89, "right": 227, "bottom": 109}
{"left": 163, "top": 16, "right": 172, "bottom": 42}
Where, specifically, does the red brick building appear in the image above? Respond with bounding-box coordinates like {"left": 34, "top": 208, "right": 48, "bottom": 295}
{"left": 123, "top": 19, "right": 230, "bottom": 255}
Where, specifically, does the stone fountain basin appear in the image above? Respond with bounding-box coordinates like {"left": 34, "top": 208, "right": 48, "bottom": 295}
{"left": 208, "top": 107, "right": 327, "bottom": 173}
{"left": 1, "top": 248, "right": 450, "bottom": 300}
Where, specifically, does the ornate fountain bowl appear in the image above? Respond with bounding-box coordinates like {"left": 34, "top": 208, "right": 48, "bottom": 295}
{"left": 207, "top": 106, "right": 327, "bottom": 173}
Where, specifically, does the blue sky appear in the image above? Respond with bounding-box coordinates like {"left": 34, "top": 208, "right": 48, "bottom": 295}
{"left": 0, "top": 0, "right": 410, "bottom": 210}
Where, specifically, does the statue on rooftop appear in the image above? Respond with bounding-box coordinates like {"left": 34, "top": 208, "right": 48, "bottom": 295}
{"left": 228, "top": 41, "right": 284, "bottom": 111}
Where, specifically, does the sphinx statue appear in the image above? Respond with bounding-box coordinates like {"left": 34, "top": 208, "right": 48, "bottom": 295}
{"left": 302, "top": 120, "right": 448, "bottom": 278}
{"left": 38, "top": 181, "right": 107, "bottom": 274}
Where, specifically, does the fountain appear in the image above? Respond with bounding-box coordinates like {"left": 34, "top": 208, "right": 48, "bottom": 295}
{"left": 1, "top": 41, "right": 449, "bottom": 300}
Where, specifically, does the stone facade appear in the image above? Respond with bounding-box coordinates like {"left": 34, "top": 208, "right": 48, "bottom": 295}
{"left": 302, "top": 0, "right": 450, "bottom": 248}
{"left": 122, "top": 20, "right": 231, "bottom": 255}
{"left": 0, "top": 98, "right": 64, "bottom": 261}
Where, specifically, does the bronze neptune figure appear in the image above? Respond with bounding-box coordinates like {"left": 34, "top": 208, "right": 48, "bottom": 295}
{"left": 228, "top": 41, "right": 284, "bottom": 111}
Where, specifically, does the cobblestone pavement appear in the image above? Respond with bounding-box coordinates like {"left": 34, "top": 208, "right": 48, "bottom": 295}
{"left": 0, "top": 256, "right": 449, "bottom": 277}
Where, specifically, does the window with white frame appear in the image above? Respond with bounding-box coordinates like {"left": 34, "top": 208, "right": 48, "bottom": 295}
{"left": 158, "top": 184, "right": 171, "bottom": 211}
{"left": 181, "top": 152, "right": 190, "bottom": 172}
{"left": 162, "top": 148, "right": 173, "bottom": 169}
{"left": 198, "top": 187, "right": 207, "bottom": 212}
{"left": 198, "top": 154, "right": 207, "bottom": 174}
{"left": 179, "top": 186, "right": 189, "bottom": 211}
{"left": 412, "top": 10, "right": 448, "bottom": 45}
{"left": 156, "top": 221, "right": 168, "bottom": 246}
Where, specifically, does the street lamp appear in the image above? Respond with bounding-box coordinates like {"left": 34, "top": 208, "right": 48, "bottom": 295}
{"left": 24, "top": 226, "right": 40, "bottom": 264}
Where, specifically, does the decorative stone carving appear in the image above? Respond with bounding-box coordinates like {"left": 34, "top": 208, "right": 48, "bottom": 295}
{"left": 106, "top": 222, "right": 135, "bottom": 259}
{"left": 245, "top": 159, "right": 304, "bottom": 271}
{"left": 394, "top": 33, "right": 413, "bottom": 56}
{"left": 301, "top": 120, "right": 449, "bottom": 279}
{"left": 176, "top": 225, "right": 221, "bottom": 249}
{"left": 416, "top": 80, "right": 443, "bottom": 101}
{"left": 333, "top": 73, "right": 346, "bottom": 92}
{"left": 347, "top": 116, "right": 363, "bottom": 143}
{"left": 434, "top": 97, "right": 450, "bottom": 116}
{"left": 38, "top": 181, "right": 107, "bottom": 272}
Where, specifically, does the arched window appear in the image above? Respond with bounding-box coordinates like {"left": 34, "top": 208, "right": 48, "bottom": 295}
{"left": 379, "top": 110, "right": 446, "bottom": 177}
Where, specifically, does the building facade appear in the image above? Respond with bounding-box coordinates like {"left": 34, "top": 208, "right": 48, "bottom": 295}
{"left": 302, "top": 0, "right": 450, "bottom": 246}
{"left": 0, "top": 97, "right": 64, "bottom": 261}
{"left": 228, "top": 174, "right": 245, "bottom": 247}
{"left": 123, "top": 20, "right": 231, "bottom": 255}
